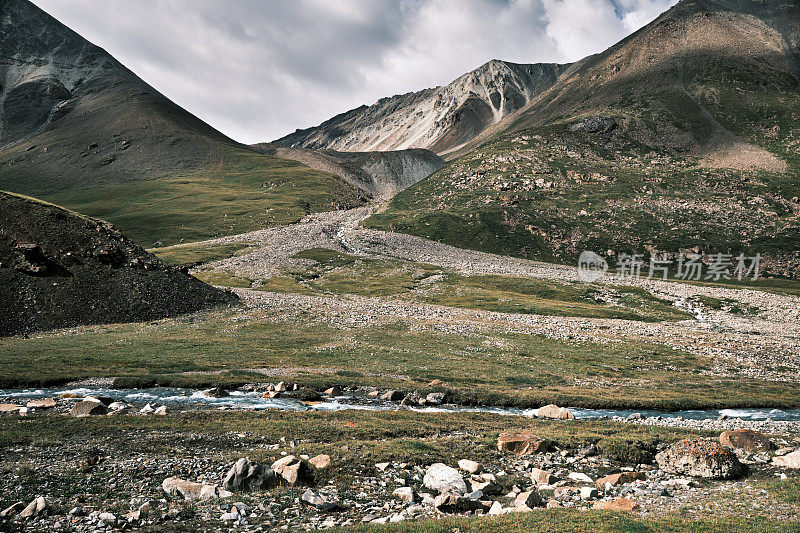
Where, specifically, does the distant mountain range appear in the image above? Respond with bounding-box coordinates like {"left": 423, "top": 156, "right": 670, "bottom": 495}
{"left": 275, "top": 60, "right": 567, "bottom": 156}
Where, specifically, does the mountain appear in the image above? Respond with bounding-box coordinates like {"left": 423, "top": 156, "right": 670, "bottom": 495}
{"left": 275, "top": 60, "right": 568, "bottom": 156}
{"left": 0, "top": 191, "right": 235, "bottom": 336}
{"left": 0, "top": 0, "right": 367, "bottom": 247}
{"left": 366, "top": 0, "right": 800, "bottom": 277}
{"left": 252, "top": 144, "right": 444, "bottom": 199}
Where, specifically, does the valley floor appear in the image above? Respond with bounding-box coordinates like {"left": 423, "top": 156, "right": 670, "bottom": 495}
{"left": 3, "top": 203, "right": 800, "bottom": 531}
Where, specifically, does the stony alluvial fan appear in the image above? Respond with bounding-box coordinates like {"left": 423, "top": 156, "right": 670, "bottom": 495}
{"left": 0, "top": 191, "right": 235, "bottom": 336}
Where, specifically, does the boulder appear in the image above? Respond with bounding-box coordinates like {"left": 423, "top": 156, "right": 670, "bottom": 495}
{"left": 223, "top": 458, "right": 279, "bottom": 491}
{"left": 272, "top": 455, "right": 314, "bottom": 486}
{"left": 433, "top": 492, "right": 485, "bottom": 513}
{"left": 425, "top": 392, "right": 446, "bottom": 405}
{"left": 380, "top": 390, "right": 404, "bottom": 401}
{"left": 301, "top": 488, "right": 339, "bottom": 512}
{"left": 531, "top": 467, "right": 557, "bottom": 485}
{"left": 162, "top": 477, "right": 231, "bottom": 501}
{"left": 457, "top": 459, "right": 482, "bottom": 474}
{"left": 568, "top": 472, "right": 593, "bottom": 483}
{"left": 309, "top": 454, "right": 331, "bottom": 469}
{"left": 19, "top": 496, "right": 46, "bottom": 518}
{"left": 656, "top": 439, "right": 745, "bottom": 479}
{"left": 423, "top": 463, "right": 467, "bottom": 494}
{"left": 773, "top": 450, "right": 800, "bottom": 469}
{"left": 497, "top": 431, "right": 549, "bottom": 455}
{"left": 719, "top": 429, "right": 771, "bottom": 451}
{"left": 593, "top": 497, "right": 638, "bottom": 511}
{"left": 200, "top": 387, "right": 229, "bottom": 398}
{"left": 324, "top": 386, "right": 342, "bottom": 396}
{"left": 595, "top": 472, "right": 646, "bottom": 488}
{"left": 514, "top": 490, "right": 544, "bottom": 508}
{"left": 537, "top": 404, "right": 575, "bottom": 420}
{"left": 26, "top": 398, "right": 56, "bottom": 409}
{"left": 153, "top": 406, "right": 167, "bottom": 415}
{"left": 0, "top": 501, "right": 25, "bottom": 517}
{"left": 392, "top": 487, "right": 415, "bottom": 502}
{"left": 0, "top": 403, "right": 22, "bottom": 413}
{"left": 70, "top": 399, "right": 108, "bottom": 417}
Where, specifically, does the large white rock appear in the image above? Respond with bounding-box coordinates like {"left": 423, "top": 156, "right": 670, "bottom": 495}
{"left": 423, "top": 463, "right": 467, "bottom": 494}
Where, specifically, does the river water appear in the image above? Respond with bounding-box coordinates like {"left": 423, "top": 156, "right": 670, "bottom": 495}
{"left": 3, "top": 386, "right": 800, "bottom": 421}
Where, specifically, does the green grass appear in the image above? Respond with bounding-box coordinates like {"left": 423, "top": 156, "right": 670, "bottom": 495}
{"left": 337, "top": 511, "right": 800, "bottom": 532}
{"left": 149, "top": 241, "right": 252, "bottom": 266}
{"left": 363, "top": 121, "right": 799, "bottom": 282}
{"left": 45, "top": 149, "right": 364, "bottom": 247}
{"left": 2, "top": 307, "right": 799, "bottom": 410}
{"left": 763, "top": 479, "right": 800, "bottom": 504}
{"left": 239, "top": 248, "right": 689, "bottom": 322}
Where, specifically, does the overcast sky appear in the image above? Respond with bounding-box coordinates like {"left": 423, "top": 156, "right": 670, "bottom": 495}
{"left": 32, "top": 0, "right": 678, "bottom": 144}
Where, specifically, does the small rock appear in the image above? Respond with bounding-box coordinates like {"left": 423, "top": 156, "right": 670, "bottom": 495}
{"left": 1, "top": 501, "right": 24, "bottom": 518}
{"left": 70, "top": 399, "right": 107, "bottom": 417}
{"left": 497, "top": 430, "right": 549, "bottom": 455}
{"left": 580, "top": 487, "right": 599, "bottom": 500}
{"left": 392, "top": 487, "right": 416, "bottom": 502}
{"left": 19, "top": 496, "right": 46, "bottom": 518}
{"left": 531, "top": 467, "right": 557, "bottom": 485}
{"left": 272, "top": 455, "right": 314, "bottom": 485}
{"left": 537, "top": 404, "right": 575, "bottom": 420}
{"left": 309, "top": 454, "right": 331, "bottom": 469}
{"left": 595, "top": 472, "right": 646, "bottom": 487}
{"left": 153, "top": 406, "right": 167, "bottom": 415}
{"left": 773, "top": 449, "right": 800, "bottom": 469}
{"left": 380, "top": 390, "right": 404, "bottom": 401}
{"left": 719, "top": 429, "right": 771, "bottom": 451}
{"left": 457, "top": 459, "right": 482, "bottom": 474}
{"left": 593, "top": 497, "right": 639, "bottom": 512}
{"left": 26, "top": 398, "right": 57, "bottom": 409}
{"left": 301, "top": 488, "right": 339, "bottom": 512}
{"left": 515, "top": 490, "right": 545, "bottom": 508}
{"left": 568, "top": 472, "right": 593, "bottom": 483}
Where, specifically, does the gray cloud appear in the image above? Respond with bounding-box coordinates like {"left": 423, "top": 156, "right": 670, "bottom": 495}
{"left": 32, "top": 0, "right": 678, "bottom": 144}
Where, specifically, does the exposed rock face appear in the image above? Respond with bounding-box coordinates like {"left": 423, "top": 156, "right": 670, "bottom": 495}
{"left": 0, "top": 191, "right": 235, "bottom": 336}
{"left": 719, "top": 429, "right": 771, "bottom": 451}
{"left": 423, "top": 463, "right": 467, "bottom": 494}
{"left": 656, "top": 439, "right": 745, "bottom": 479}
{"left": 275, "top": 60, "right": 568, "bottom": 155}
{"left": 568, "top": 116, "right": 617, "bottom": 134}
{"left": 497, "top": 431, "right": 549, "bottom": 455}
{"left": 222, "top": 458, "right": 279, "bottom": 491}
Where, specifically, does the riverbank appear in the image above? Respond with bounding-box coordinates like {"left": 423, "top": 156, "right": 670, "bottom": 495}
{"left": 0, "top": 409, "right": 798, "bottom": 531}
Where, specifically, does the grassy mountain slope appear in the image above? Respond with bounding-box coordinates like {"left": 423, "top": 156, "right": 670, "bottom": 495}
{"left": 0, "top": 0, "right": 366, "bottom": 247}
{"left": 366, "top": 0, "right": 800, "bottom": 277}
{"left": 0, "top": 191, "right": 235, "bottom": 336}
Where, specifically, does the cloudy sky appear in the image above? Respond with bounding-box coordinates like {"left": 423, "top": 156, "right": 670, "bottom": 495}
{"left": 33, "top": 0, "right": 678, "bottom": 144}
